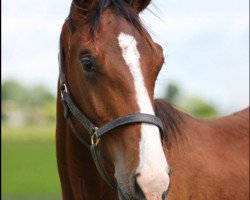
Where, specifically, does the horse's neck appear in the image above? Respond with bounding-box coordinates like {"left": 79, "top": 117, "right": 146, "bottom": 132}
{"left": 163, "top": 105, "right": 249, "bottom": 167}
{"left": 160, "top": 102, "right": 249, "bottom": 152}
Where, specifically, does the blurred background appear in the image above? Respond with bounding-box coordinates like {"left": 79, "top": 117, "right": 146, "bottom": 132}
{"left": 2, "top": 0, "right": 249, "bottom": 199}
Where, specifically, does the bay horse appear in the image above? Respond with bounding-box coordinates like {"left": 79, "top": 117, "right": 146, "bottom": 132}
{"left": 56, "top": 0, "right": 249, "bottom": 199}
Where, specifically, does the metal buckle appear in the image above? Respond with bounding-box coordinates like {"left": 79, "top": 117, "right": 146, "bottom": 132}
{"left": 60, "top": 83, "right": 68, "bottom": 100}
{"left": 91, "top": 127, "right": 100, "bottom": 145}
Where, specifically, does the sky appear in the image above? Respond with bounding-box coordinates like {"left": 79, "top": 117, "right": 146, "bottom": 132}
{"left": 2, "top": 0, "right": 249, "bottom": 114}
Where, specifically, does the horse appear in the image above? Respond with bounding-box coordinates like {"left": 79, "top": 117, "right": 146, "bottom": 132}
{"left": 56, "top": 0, "right": 249, "bottom": 199}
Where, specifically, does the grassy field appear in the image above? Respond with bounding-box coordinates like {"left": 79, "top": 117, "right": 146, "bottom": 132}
{"left": 2, "top": 125, "right": 61, "bottom": 200}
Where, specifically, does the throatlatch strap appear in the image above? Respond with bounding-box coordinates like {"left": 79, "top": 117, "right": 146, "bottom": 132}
{"left": 90, "top": 145, "right": 130, "bottom": 200}
{"left": 90, "top": 144, "right": 117, "bottom": 190}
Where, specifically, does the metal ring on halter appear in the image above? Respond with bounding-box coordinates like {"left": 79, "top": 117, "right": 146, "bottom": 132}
{"left": 61, "top": 83, "right": 68, "bottom": 99}
{"left": 91, "top": 127, "right": 100, "bottom": 145}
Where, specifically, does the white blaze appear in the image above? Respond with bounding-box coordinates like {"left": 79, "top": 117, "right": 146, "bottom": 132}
{"left": 118, "top": 33, "right": 170, "bottom": 197}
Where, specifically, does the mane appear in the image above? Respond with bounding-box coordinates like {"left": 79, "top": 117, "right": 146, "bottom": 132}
{"left": 154, "top": 99, "right": 183, "bottom": 148}
{"left": 68, "top": 0, "right": 144, "bottom": 38}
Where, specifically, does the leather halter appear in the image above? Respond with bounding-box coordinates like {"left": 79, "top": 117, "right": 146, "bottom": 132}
{"left": 58, "top": 34, "right": 164, "bottom": 192}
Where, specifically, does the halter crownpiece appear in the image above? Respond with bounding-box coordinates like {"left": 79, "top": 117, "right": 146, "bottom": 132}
{"left": 58, "top": 33, "right": 164, "bottom": 193}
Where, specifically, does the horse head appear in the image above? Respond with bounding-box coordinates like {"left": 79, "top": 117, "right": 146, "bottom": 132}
{"left": 59, "top": 0, "right": 170, "bottom": 199}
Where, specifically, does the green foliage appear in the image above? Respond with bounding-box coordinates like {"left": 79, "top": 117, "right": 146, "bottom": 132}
{"left": 1, "top": 80, "right": 29, "bottom": 106}
{"left": 183, "top": 97, "right": 219, "bottom": 119}
{"left": 1, "top": 80, "right": 56, "bottom": 126}
{"left": 28, "top": 86, "right": 55, "bottom": 107}
{"left": 164, "top": 82, "right": 220, "bottom": 119}
{"left": 2, "top": 80, "right": 55, "bottom": 108}
{"left": 165, "top": 83, "right": 180, "bottom": 104}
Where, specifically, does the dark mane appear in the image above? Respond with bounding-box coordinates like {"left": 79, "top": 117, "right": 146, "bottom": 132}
{"left": 68, "top": 0, "right": 144, "bottom": 38}
{"left": 155, "top": 99, "right": 183, "bottom": 148}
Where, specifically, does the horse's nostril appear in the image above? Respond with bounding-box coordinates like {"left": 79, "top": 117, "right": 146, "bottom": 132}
{"left": 161, "top": 190, "right": 167, "bottom": 200}
{"left": 161, "top": 182, "right": 171, "bottom": 200}
{"left": 132, "top": 173, "right": 146, "bottom": 199}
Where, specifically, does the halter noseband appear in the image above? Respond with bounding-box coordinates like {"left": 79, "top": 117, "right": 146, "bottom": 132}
{"left": 58, "top": 34, "right": 164, "bottom": 193}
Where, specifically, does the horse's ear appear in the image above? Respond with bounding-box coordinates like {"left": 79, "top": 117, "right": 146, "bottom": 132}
{"left": 124, "top": 0, "right": 151, "bottom": 12}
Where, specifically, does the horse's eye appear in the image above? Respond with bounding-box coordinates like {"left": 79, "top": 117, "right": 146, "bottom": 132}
{"left": 80, "top": 56, "right": 95, "bottom": 72}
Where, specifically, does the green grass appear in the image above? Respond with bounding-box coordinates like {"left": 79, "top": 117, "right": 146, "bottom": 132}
{"left": 2, "top": 125, "right": 61, "bottom": 200}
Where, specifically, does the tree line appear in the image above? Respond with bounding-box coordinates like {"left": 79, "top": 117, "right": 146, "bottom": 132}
{"left": 2, "top": 80, "right": 56, "bottom": 126}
